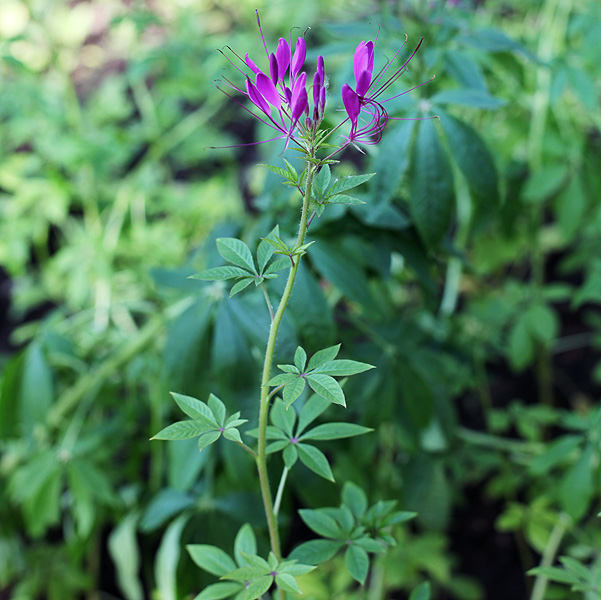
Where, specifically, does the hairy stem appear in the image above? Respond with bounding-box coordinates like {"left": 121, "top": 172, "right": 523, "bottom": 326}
{"left": 256, "top": 161, "right": 315, "bottom": 566}
{"left": 273, "top": 466, "right": 289, "bottom": 517}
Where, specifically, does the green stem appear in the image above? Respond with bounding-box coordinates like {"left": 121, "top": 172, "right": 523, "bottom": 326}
{"left": 261, "top": 282, "right": 274, "bottom": 322}
{"left": 256, "top": 161, "right": 315, "bottom": 567}
{"left": 273, "top": 466, "right": 289, "bottom": 517}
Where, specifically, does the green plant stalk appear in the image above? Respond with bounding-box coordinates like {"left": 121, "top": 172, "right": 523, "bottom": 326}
{"left": 256, "top": 161, "right": 315, "bottom": 568}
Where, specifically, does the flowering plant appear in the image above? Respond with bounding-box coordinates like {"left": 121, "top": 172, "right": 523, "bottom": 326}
{"left": 154, "top": 12, "right": 433, "bottom": 600}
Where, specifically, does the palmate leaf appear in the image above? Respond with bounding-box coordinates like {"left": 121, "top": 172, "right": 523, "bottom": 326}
{"left": 198, "top": 431, "right": 222, "bottom": 451}
{"left": 216, "top": 238, "right": 257, "bottom": 274}
{"left": 283, "top": 377, "right": 306, "bottom": 408}
{"left": 289, "top": 539, "right": 342, "bottom": 564}
{"left": 296, "top": 394, "right": 330, "bottom": 434}
{"left": 187, "top": 544, "right": 237, "bottom": 576}
{"left": 194, "top": 582, "right": 243, "bottom": 600}
{"left": 234, "top": 524, "right": 257, "bottom": 567}
{"left": 299, "top": 509, "right": 342, "bottom": 539}
{"left": 171, "top": 392, "right": 215, "bottom": 422}
{"left": 306, "top": 344, "right": 341, "bottom": 371}
{"left": 294, "top": 346, "right": 307, "bottom": 372}
{"left": 328, "top": 173, "right": 375, "bottom": 195}
{"left": 327, "top": 194, "right": 366, "bottom": 205}
{"left": 229, "top": 278, "right": 254, "bottom": 297}
{"left": 275, "top": 573, "right": 301, "bottom": 594}
{"left": 345, "top": 544, "right": 369, "bottom": 584}
{"left": 257, "top": 226, "right": 279, "bottom": 274}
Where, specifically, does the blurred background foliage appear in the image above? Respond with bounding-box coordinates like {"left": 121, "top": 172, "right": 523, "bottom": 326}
{"left": 1, "top": 0, "right": 601, "bottom": 599}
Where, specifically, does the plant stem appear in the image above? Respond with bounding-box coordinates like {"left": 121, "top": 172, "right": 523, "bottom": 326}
{"left": 261, "top": 282, "right": 275, "bottom": 321}
{"left": 256, "top": 161, "right": 315, "bottom": 568}
{"left": 273, "top": 466, "right": 289, "bottom": 517}
{"left": 529, "top": 513, "right": 570, "bottom": 600}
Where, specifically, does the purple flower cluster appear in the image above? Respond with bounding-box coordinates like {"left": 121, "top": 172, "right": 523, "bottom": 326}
{"left": 218, "top": 13, "right": 430, "bottom": 151}
{"left": 219, "top": 12, "right": 326, "bottom": 148}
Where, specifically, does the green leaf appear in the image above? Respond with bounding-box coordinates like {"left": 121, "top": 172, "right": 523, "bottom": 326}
{"left": 327, "top": 194, "right": 366, "bottom": 205}
{"left": 439, "top": 112, "right": 499, "bottom": 206}
{"left": 223, "top": 428, "right": 242, "bottom": 443}
{"left": 275, "top": 573, "right": 301, "bottom": 594}
{"left": 257, "top": 226, "right": 279, "bottom": 274}
{"left": 198, "top": 430, "right": 222, "bottom": 451}
{"left": 294, "top": 346, "right": 307, "bottom": 372}
{"left": 155, "top": 514, "right": 188, "bottom": 600}
{"left": 307, "top": 374, "right": 345, "bottom": 407}
{"left": 560, "top": 556, "right": 591, "bottom": 583}
{"left": 171, "top": 392, "right": 214, "bottom": 422}
{"left": 299, "top": 509, "right": 342, "bottom": 539}
{"left": 431, "top": 89, "right": 506, "bottom": 109}
{"left": 313, "top": 164, "right": 331, "bottom": 198}
{"left": 217, "top": 238, "right": 257, "bottom": 273}
{"left": 527, "top": 567, "right": 581, "bottom": 585}
{"left": 266, "top": 373, "right": 297, "bottom": 387}
{"left": 108, "top": 512, "right": 143, "bottom": 600}
{"left": 19, "top": 343, "right": 53, "bottom": 433}
{"left": 194, "top": 582, "right": 243, "bottom": 600}
{"left": 283, "top": 377, "right": 306, "bottom": 408}
{"left": 409, "top": 581, "right": 431, "bottom": 600}
{"left": 270, "top": 399, "right": 296, "bottom": 436}
{"left": 355, "top": 538, "right": 385, "bottom": 553}
{"left": 187, "top": 544, "right": 237, "bottom": 576}
{"left": 278, "top": 364, "right": 300, "bottom": 374}
{"left": 262, "top": 164, "right": 289, "bottom": 180}
{"left": 307, "top": 344, "right": 341, "bottom": 371}
{"left": 298, "top": 443, "right": 334, "bottom": 481}
{"left": 283, "top": 444, "right": 298, "bottom": 468}
{"left": 312, "top": 359, "right": 375, "bottom": 377}
{"left": 409, "top": 120, "right": 454, "bottom": 248}
{"left": 238, "top": 576, "right": 272, "bottom": 600}
{"left": 289, "top": 539, "right": 342, "bottom": 564}
{"left": 208, "top": 394, "right": 226, "bottom": 425}
{"left": 560, "top": 444, "right": 594, "bottom": 520}
{"left": 300, "top": 422, "right": 372, "bottom": 441}
{"left": 234, "top": 524, "right": 257, "bottom": 567}
{"left": 529, "top": 435, "right": 582, "bottom": 475}
{"left": 152, "top": 421, "right": 215, "bottom": 441}
{"left": 264, "top": 257, "right": 291, "bottom": 275}
{"left": 508, "top": 319, "right": 534, "bottom": 371}
{"left": 444, "top": 49, "right": 487, "bottom": 91}
{"left": 329, "top": 173, "right": 375, "bottom": 195}
{"left": 229, "top": 278, "right": 254, "bottom": 297}
{"left": 297, "top": 394, "right": 330, "bottom": 434}
{"left": 342, "top": 482, "right": 368, "bottom": 517}
{"left": 345, "top": 545, "right": 369, "bottom": 584}
{"left": 189, "top": 266, "right": 251, "bottom": 281}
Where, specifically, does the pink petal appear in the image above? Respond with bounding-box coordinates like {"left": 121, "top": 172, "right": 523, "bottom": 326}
{"left": 256, "top": 72, "right": 281, "bottom": 109}
{"left": 245, "top": 53, "right": 262, "bottom": 75}
{"left": 269, "top": 53, "right": 279, "bottom": 84}
{"left": 342, "top": 83, "right": 360, "bottom": 126}
{"left": 291, "top": 37, "right": 306, "bottom": 78}
{"left": 246, "top": 79, "right": 270, "bottom": 114}
{"left": 276, "top": 38, "right": 291, "bottom": 77}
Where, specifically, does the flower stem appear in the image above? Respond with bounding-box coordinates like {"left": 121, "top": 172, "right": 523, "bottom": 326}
{"left": 256, "top": 161, "right": 315, "bottom": 566}
{"left": 273, "top": 466, "right": 289, "bottom": 517}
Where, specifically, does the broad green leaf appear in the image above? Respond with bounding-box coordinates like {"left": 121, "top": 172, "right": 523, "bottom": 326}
{"left": 198, "top": 430, "right": 222, "bottom": 451}
{"left": 140, "top": 489, "right": 194, "bottom": 532}
{"left": 266, "top": 440, "right": 289, "bottom": 454}
{"left": 307, "top": 344, "right": 341, "bottom": 371}
{"left": 270, "top": 399, "right": 296, "bottom": 436}
{"left": 300, "top": 423, "right": 372, "bottom": 441}
{"left": 262, "top": 164, "right": 289, "bottom": 179}
{"left": 278, "top": 562, "right": 316, "bottom": 576}
{"left": 208, "top": 394, "right": 226, "bottom": 425}
{"left": 19, "top": 343, "right": 53, "bottom": 433}
{"left": 526, "top": 304, "right": 559, "bottom": 345}
{"left": 298, "top": 443, "right": 334, "bottom": 481}
{"left": 283, "top": 377, "right": 306, "bottom": 408}
{"left": 187, "top": 544, "right": 237, "bottom": 576}
{"left": 189, "top": 266, "right": 251, "bottom": 281}
{"left": 257, "top": 226, "right": 279, "bottom": 274}
{"left": 439, "top": 112, "right": 499, "bottom": 206}
{"left": 409, "top": 581, "right": 432, "bottom": 600}
{"left": 275, "top": 573, "right": 301, "bottom": 594}
{"left": 289, "top": 539, "right": 342, "bottom": 564}
{"left": 155, "top": 514, "right": 188, "bottom": 600}
{"left": 527, "top": 567, "right": 581, "bottom": 585}
{"left": 229, "top": 278, "right": 253, "bottom": 297}
{"left": 171, "top": 392, "right": 214, "bottom": 422}
{"left": 508, "top": 319, "right": 534, "bottom": 371}
{"left": 560, "top": 556, "right": 591, "bottom": 582}
{"left": 345, "top": 545, "right": 369, "bottom": 584}
{"left": 299, "top": 509, "right": 342, "bottom": 539}
{"left": 194, "top": 582, "right": 243, "bottom": 600}
{"left": 355, "top": 538, "right": 385, "bottom": 553}
{"left": 431, "top": 89, "right": 506, "bottom": 109}
{"left": 329, "top": 173, "right": 375, "bottom": 195}
{"left": 217, "top": 238, "right": 257, "bottom": 273}
{"left": 234, "top": 524, "right": 257, "bottom": 567}
{"left": 294, "top": 346, "right": 307, "bottom": 372}
{"left": 9, "top": 450, "right": 58, "bottom": 502}
{"left": 444, "top": 50, "right": 487, "bottom": 91}
{"left": 313, "top": 164, "right": 331, "bottom": 198}
{"left": 559, "top": 444, "right": 594, "bottom": 520}
{"left": 297, "top": 394, "right": 330, "bottom": 434}
{"left": 312, "top": 359, "right": 375, "bottom": 377}
{"left": 278, "top": 364, "right": 299, "bottom": 373}
{"left": 408, "top": 119, "right": 454, "bottom": 248}
{"left": 307, "top": 374, "right": 345, "bottom": 407}
{"left": 223, "top": 565, "right": 268, "bottom": 581}
{"left": 108, "top": 512, "right": 143, "bottom": 600}
{"left": 264, "top": 257, "right": 290, "bottom": 275}
{"left": 529, "top": 435, "right": 582, "bottom": 475}
{"left": 342, "top": 482, "right": 368, "bottom": 517}
{"left": 152, "top": 421, "right": 215, "bottom": 441}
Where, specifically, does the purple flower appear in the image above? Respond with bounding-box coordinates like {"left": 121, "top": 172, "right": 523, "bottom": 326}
{"left": 216, "top": 11, "right": 326, "bottom": 150}
{"left": 342, "top": 37, "right": 432, "bottom": 146}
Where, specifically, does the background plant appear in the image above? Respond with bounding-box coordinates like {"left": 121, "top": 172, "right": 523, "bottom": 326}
{"left": 1, "top": 0, "right": 600, "bottom": 599}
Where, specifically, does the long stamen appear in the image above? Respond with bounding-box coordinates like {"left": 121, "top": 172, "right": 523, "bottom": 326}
{"left": 380, "top": 75, "right": 435, "bottom": 103}
{"left": 368, "top": 34, "right": 407, "bottom": 95}
{"left": 255, "top": 10, "right": 270, "bottom": 60}
{"left": 371, "top": 39, "right": 423, "bottom": 101}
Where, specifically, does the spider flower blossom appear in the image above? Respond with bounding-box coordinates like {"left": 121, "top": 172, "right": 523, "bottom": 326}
{"left": 217, "top": 12, "right": 326, "bottom": 149}
{"left": 342, "top": 37, "right": 432, "bottom": 146}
